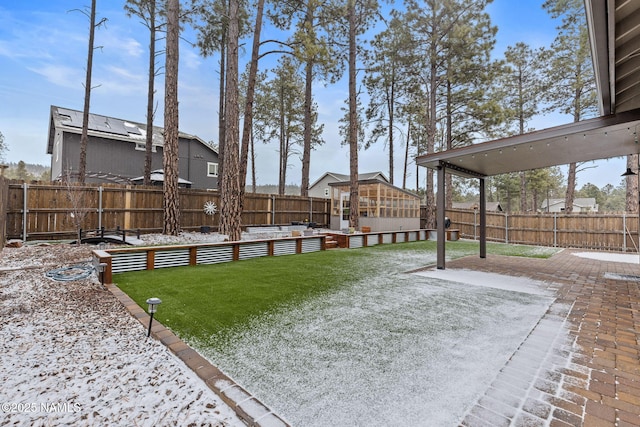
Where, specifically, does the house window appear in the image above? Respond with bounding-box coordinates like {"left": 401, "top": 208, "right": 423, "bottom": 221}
{"left": 135, "top": 142, "right": 156, "bottom": 153}
{"left": 207, "top": 162, "right": 219, "bottom": 177}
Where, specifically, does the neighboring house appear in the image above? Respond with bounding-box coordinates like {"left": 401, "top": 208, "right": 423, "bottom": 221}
{"left": 327, "top": 178, "right": 420, "bottom": 232}
{"left": 452, "top": 201, "right": 503, "bottom": 212}
{"left": 308, "top": 171, "right": 389, "bottom": 198}
{"left": 539, "top": 198, "right": 598, "bottom": 213}
{"left": 47, "top": 106, "right": 219, "bottom": 189}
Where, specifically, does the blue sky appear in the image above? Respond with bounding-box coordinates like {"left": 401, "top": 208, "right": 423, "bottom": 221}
{"left": 0, "top": 0, "right": 625, "bottom": 189}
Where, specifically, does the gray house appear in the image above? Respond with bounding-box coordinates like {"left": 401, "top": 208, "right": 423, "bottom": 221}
{"left": 47, "top": 106, "right": 219, "bottom": 189}
{"left": 308, "top": 171, "right": 389, "bottom": 198}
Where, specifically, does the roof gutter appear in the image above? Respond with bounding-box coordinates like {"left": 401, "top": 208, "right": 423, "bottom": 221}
{"left": 584, "top": 0, "right": 615, "bottom": 115}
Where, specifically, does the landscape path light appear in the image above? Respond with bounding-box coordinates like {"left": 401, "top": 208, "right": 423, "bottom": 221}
{"left": 146, "top": 297, "right": 162, "bottom": 338}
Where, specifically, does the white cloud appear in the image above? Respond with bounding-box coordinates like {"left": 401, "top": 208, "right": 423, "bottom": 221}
{"left": 96, "top": 31, "right": 144, "bottom": 58}
{"left": 181, "top": 49, "right": 202, "bottom": 70}
{"left": 27, "top": 64, "right": 83, "bottom": 89}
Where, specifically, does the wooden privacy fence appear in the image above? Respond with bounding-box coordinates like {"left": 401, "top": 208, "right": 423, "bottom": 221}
{"left": 0, "top": 177, "right": 8, "bottom": 246}
{"left": 445, "top": 208, "right": 640, "bottom": 252}
{"left": 5, "top": 181, "right": 329, "bottom": 241}
{"left": 4, "top": 178, "right": 640, "bottom": 252}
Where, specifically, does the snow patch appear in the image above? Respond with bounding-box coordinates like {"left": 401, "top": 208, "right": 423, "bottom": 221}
{"left": 572, "top": 251, "right": 640, "bottom": 264}
{"left": 413, "top": 268, "right": 552, "bottom": 296}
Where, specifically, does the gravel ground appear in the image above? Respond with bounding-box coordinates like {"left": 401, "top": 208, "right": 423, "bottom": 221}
{"left": 0, "top": 238, "right": 245, "bottom": 427}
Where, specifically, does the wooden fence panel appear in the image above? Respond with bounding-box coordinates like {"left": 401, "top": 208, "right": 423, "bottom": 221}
{"left": 7, "top": 180, "right": 636, "bottom": 252}
{"left": 445, "top": 209, "right": 639, "bottom": 252}
{"left": 5, "top": 181, "right": 330, "bottom": 240}
{"left": 0, "top": 177, "right": 7, "bottom": 246}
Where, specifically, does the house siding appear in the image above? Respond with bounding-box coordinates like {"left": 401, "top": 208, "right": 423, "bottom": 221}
{"left": 178, "top": 139, "right": 218, "bottom": 189}
{"left": 48, "top": 106, "right": 219, "bottom": 189}
{"left": 52, "top": 130, "right": 218, "bottom": 189}
{"left": 308, "top": 176, "right": 334, "bottom": 198}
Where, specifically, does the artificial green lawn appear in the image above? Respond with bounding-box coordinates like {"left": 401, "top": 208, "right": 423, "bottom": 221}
{"left": 114, "top": 240, "right": 557, "bottom": 346}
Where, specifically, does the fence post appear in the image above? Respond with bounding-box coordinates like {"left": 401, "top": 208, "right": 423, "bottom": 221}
{"left": 554, "top": 213, "right": 557, "bottom": 247}
{"left": 623, "top": 212, "right": 627, "bottom": 252}
{"left": 124, "top": 185, "right": 132, "bottom": 230}
{"left": 271, "top": 195, "right": 276, "bottom": 225}
{"left": 98, "top": 186, "right": 103, "bottom": 230}
{"left": 473, "top": 209, "right": 477, "bottom": 240}
{"left": 0, "top": 177, "right": 7, "bottom": 247}
{"left": 22, "top": 182, "right": 28, "bottom": 242}
{"left": 504, "top": 212, "right": 508, "bottom": 244}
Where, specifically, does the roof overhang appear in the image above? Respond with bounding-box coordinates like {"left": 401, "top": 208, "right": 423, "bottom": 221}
{"left": 416, "top": 108, "right": 640, "bottom": 178}
{"left": 586, "top": 0, "right": 640, "bottom": 115}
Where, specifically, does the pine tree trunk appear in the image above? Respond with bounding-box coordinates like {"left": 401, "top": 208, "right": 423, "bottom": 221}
{"left": 250, "top": 132, "right": 256, "bottom": 193}
{"left": 239, "top": 0, "right": 264, "bottom": 197}
{"left": 425, "top": 55, "right": 438, "bottom": 229}
{"left": 426, "top": 169, "right": 435, "bottom": 229}
{"left": 348, "top": 0, "right": 359, "bottom": 229}
{"left": 565, "top": 162, "right": 577, "bottom": 214}
{"left": 445, "top": 79, "right": 452, "bottom": 209}
{"left": 217, "top": 24, "right": 226, "bottom": 189}
{"left": 163, "top": 0, "right": 180, "bottom": 236}
{"left": 387, "top": 78, "right": 394, "bottom": 186}
{"left": 79, "top": 0, "right": 97, "bottom": 184}
{"left": 301, "top": 56, "right": 313, "bottom": 197}
{"left": 144, "top": 0, "right": 156, "bottom": 186}
{"left": 403, "top": 120, "right": 410, "bottom": 190}
{"left": 278, "top": 81, "right": 286, "bottom": 196}
{"left": 219, "top": 0, "right": 242, "bottom": 241}
{"left": 300, "top": 2, "right": 314, "bottom": 198}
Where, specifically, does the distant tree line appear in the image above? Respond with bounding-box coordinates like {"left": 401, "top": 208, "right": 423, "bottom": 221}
{"left": 450, "top": 170, "right": 629, "bottom": 213}
{"left": 2, "top": 162, "right": 51, "bottom": 182}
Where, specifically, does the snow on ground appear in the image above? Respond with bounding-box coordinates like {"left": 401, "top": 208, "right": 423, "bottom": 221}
{"left": 0, "top": 243, "right": 244, "bottom": 426}
{"left": 190, "top": 249, "right": 556, "bottom": 426}
{"left": 572, "top": 250, "right": 640, "bottom": 264}
{"left": 0, "top": 234, "right": 580, "bottom": 426}
{"left": 414, "top": 268, "right": 552, "bottom": 296}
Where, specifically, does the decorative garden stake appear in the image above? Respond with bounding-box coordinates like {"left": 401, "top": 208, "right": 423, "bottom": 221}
{"left": 202, "top": 201, "right": 217, "bottom": 234}
{"left": 146, "top": 297, "right": 162, "bottom": 338}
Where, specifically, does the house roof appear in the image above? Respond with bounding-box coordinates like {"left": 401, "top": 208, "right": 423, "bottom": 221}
{"left": 328, "top": 178, "right": 420, "bottom": 199}
{"left": 47, "top": 105, "right": 217, "bottom": 156}
{"left": 417, "top": 1, "right": 640, "bottom": 179}
{"left": 586, "top": 0, "right": 640, "bottom": 115}
{"left": 540, "top": 198, "right": 597, "bottom": 208}
{"left": 309, "top": 171, "right": 389, "bottom": 189}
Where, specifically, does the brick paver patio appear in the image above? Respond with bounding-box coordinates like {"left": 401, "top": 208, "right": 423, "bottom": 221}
{"left": 450, "top": 249, "right": 640, "bottom": 427}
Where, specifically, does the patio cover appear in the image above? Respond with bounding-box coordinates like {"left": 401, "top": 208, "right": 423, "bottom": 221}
{"left": 416, "top": 0, "right": 640, "bottom": 268}
{"left": 418, "top": 108, "right": 640, "bottom": 179}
